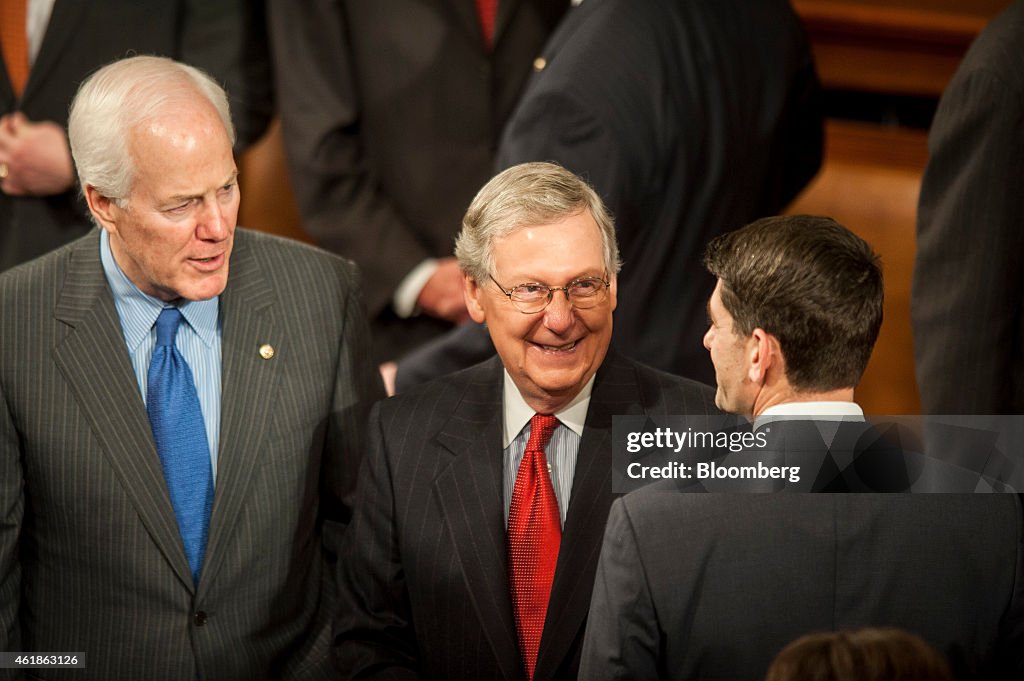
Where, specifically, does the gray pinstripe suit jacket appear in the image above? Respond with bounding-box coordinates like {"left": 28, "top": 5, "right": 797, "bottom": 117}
{"left": 334, "top": 351, "right": 718, "bottom": 680}
{"left": 0, "top": 228, "right": 383, "bottom": 680}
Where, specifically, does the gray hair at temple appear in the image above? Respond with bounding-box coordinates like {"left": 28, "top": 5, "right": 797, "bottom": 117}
{"left": 455, "top": 162, "right": 622, "bottom": 282}
{"left": 68, "top": 55, "right": 235, "bottom": 207}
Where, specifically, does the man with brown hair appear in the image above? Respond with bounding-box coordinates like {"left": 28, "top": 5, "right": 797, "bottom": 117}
{"left": 701, "top": 214, "right": 882, "bottom": 421}
{"left": 579, "top": 215, "right": 1024, "bottom": 681}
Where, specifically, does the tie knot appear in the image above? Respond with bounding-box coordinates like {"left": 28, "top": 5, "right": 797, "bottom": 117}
{"left": 526, "top": 413, "right": 558, "bottom": 453}
{"left": 154, "top": 308, "right": 184, "bottom": 348}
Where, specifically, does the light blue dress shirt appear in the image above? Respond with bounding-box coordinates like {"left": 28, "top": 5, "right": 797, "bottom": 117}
{"left": 502, "top": 372, "right": 593, "bottom": 527}
{"left": 99, "top": 229, "right": 222, "bottom": 479}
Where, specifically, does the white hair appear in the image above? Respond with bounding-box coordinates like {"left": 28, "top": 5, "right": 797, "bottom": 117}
{"left": 68, "top": 55, "right": 235, "bottom": 205}
{"left": 455, "top": 162, "right": 622, "bottom": 282}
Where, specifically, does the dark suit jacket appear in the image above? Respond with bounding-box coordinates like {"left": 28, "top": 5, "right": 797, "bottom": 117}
{"left": 0, "top": 228, "right": 382, "bottom": 680}
{"left": 333, "top": 352, "right": 718, "bottom": 680}
{"left": 395, "top": 0, "right": 822, "bottom": 388}
{"left": 268, "top": 0, "right": 568, "bottom": 362}
{"left": 0, "top": 0, "right": 272, "bottom": 273}
{"left": 580, "top": 492, "right": 1024, "bottom": 681}
{"left": 912, "top": 0, "right": 1024, "bottom": 414}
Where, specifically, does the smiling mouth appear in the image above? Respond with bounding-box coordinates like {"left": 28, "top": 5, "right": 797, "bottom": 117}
{"left": 534, "top": 340, "right": 577, "bottom": 352}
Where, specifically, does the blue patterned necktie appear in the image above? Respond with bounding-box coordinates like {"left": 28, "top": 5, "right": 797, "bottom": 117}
{"left": 147, "top": 308, "right": 214, "bottom": 584}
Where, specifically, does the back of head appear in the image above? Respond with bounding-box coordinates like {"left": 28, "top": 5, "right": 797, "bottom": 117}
{"left": 765, "top": 628, "right": 954, "bottom": 681}
{"left": 703, "top": 215, "right": 883, "bottom": 392}
{"left": 454, "top": 161, "right": 622, "bottom": 283}
{"left": 68, "top": 55, "right": 235, "bottom": 204}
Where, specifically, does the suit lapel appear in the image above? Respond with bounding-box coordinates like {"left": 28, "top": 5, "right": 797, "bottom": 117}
{"left": 535, "top": 352, "right": 645, "bottom": 681}
{"left": 429, "top": 353, "right": 649, "bottom": 680}
{"left": 442, "top": 0, "right": 488, "bottom": 51}
{"left": 492, "top": 0, "right": 520, "bottom": 49}
{"left": 51, "top": 231, "right": 195, "bottom": 590}
{"left": 19, "top": 0, "right": 88, "bottom": 103}
{"left": 196, "top": 231, "right": 279, "bottom": 598}
{"left": 521, "top": 0, "right": 581, "bottom": 64}
{"left": 433, "top": 358, "right": 524, "bottom": 681}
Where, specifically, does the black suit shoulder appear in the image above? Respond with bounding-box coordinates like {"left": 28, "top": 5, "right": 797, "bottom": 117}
{"left": 595, "top": 352, "right": 719, "bottom": 417}
{"left": 587, "top": 492, "right": 1024, "bottom": 680}
{"left": 953, "top": 0, "right": 1024, "bottom": 88}
{"left": 376, "top": 357, "right": 502, "bottom": 435}
{"left": 623, "top": 357, "right": 717, "bottom": 410}
{"left": 386, "top": 352, "right": 716, "bottom": 426}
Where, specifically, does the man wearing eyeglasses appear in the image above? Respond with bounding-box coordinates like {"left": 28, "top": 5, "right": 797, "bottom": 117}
{"left": 333, "top": 162, "right": 719, "bottom": 681}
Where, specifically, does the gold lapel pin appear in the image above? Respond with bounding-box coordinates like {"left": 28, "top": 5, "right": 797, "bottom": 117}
{"left": 259, "top": 344, "right": 275, "bottom": 360}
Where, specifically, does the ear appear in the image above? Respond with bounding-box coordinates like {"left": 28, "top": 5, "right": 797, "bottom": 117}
{"left": 464, "top": 272, "right": 487, "bottom": 324}
{"left": 746, "top": 327, "right": 780, "bottom": 385}
{"left": 83, "top": 184, "right": 121, "bottom": 234}
{"left": 607, "top": 273, "right": 617, "bottom": 313}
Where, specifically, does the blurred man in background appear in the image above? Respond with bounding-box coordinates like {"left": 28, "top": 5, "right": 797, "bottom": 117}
{"left": 0, "top": 0, "right": 271, "bottom": 272}
{"left": 395, "top": 0, "right": 822, "bottom": 391}
{"left": 269, "top": 0, "right": 569, "bottom": 367}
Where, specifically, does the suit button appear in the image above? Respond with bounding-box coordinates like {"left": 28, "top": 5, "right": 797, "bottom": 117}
{"left": 194, "top": 611, "right": 208, "bottom": 626}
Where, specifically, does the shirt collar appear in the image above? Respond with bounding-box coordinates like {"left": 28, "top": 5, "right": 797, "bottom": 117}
{"left": 755, "top": 401, "right": 865, "bottom": 429}
{"left": 100, "top": 228, "right": 220, "bottom": 352}
{"left": 502, "top": 370, "right": 594, "bottom": 448}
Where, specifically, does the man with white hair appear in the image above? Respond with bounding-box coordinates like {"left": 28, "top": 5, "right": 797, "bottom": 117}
{"left": 0, "top": 56, "right": 381, "bottom": 680}
{"left": 334, "top": 162, "right": 718, "bottom": 680}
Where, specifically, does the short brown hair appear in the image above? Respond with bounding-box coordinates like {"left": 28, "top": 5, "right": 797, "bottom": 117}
{"left": 765, "top": 628, "right": 954, "bottom": 681}
{"left": 703, "top": 215, "right": 882, "bottom": 392}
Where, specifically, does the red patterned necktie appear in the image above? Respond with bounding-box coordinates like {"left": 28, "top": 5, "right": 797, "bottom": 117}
{"left": 475, "top": 0, "right": 498, "bottom": 48}
{"left": 508, "top": 413, "right": 561, "bottom": 680}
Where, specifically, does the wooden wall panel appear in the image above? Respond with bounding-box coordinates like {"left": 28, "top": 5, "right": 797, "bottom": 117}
{"left": 794, "top": 0, "right": 1011, "bottom": 96}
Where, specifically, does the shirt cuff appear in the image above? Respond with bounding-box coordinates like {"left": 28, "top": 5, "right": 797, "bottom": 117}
{"left": 393, "top": 258, "right": 440, "bottom": 318}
